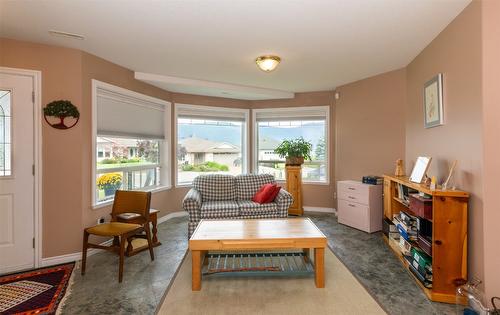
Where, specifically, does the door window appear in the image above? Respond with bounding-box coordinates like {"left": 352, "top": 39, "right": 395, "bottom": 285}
{"left": 0, "top": 90, "right": 12, "bottom": 176}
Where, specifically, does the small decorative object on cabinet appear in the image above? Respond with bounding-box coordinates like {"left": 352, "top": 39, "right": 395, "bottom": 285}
{"left": 286, "top": 166, "right": 303, "bottom": 215}
{"left": 395, "top": 159, "right": 405, "bottom": 176}
{"left": 337, "top": 180, "right": 383, "bottom": 233}
{"left": 383, "top": 174, "right": 469, "bottom": 304}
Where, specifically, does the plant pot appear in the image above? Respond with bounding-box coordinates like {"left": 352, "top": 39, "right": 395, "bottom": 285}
{"left": 104, "top": 187, "right": 117, "bottom": 197}
{"left": 286, "top": 156, "right": 304, "bottom": 166}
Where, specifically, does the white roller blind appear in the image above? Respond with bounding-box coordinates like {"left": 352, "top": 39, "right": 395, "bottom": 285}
{"left": 176, "top": 103, "right": 247, "bottom": 122}
{"left": 255, "top": 105, "right": 329, "bottom": 122}
{"left": 96, "top": 87, "right": 167, "bottom": 139}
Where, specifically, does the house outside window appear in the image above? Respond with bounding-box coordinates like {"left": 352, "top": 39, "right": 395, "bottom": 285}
{"left": 175, "top": 104, "right": 249, "bottom": 186}
{"left": 92, "top": 80, "right": 171, "bottom": 206}
{"left": 253, "top": 106, "right": 329, "bottom": 183}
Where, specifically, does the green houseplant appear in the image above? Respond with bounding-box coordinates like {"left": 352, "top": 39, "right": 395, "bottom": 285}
{"left": 274, "top": 138, "right": 312, "bottom": 165}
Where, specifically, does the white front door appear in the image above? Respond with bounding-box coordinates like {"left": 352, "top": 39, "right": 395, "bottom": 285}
{"left": 0, "top": 72, "right": 35, "bottom": 274}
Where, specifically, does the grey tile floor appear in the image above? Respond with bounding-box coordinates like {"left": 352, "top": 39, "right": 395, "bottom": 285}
{"left": 61, "top": 213, "right": 456, "bottom": 315}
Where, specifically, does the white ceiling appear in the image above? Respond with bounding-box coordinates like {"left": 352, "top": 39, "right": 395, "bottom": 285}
{"left": 0, "top": 0, "right": 471, "bottom": 99}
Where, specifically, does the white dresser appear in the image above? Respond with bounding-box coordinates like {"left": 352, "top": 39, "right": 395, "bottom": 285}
{"left": 337, "top": 180, "right": 383, "bottom": 233}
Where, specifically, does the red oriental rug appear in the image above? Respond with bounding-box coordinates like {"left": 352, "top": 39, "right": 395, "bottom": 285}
{"left": 0, "top": 263, "right": 74, "bottom": 315}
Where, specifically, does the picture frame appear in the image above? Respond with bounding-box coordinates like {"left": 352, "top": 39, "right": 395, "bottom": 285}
{"left": 409, "top": 156, "right": 432, "bottom": 184}
{"left": 423, "top": 73, "right": 444, "bottom": 128}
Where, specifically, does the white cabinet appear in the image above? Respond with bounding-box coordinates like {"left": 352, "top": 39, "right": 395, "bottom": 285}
{"left": 337, "top": 180, "right": 383, "bottom": 233}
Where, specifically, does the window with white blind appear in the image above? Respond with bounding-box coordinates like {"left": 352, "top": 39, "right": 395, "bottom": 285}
{"left": 175, "top": 104, "right": 249, "bottom": 186}
{"left": 92, "top": 80, "right": 171, "bottom": 206}
{"left": 253, "top": 106, "right": 329, "bottom": 183}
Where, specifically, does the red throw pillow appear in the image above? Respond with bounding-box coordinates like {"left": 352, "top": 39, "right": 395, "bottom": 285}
{"left": 265, "top": 185, "right": 281, "bottom": 203}
{"left": 252, "top": 183, "right": 276, "bottom": 204}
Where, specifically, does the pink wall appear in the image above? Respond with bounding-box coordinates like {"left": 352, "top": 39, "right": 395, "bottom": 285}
{"left": 405, "top": 1, "right": 485, "bottom": 290}
{"left": 335, "top": 68, "right": 406, "bottom": 184}
{"left": 0, "top": 38, "right": 336, "bottom": 257}
{"left": 481, "top": 0, "right": 500, "bottom": 303}
{"left": 0, "top": 38, "right": 85, "bottom": 256}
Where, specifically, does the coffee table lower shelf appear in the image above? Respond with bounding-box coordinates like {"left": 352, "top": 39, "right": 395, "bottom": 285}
{"left": 202, "top": 252, "right": 314, "bottom": 277}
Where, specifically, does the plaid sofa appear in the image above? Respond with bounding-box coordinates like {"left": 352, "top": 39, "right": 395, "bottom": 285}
{"left": 183, "top": 174, "right": 293, "bottom": 237}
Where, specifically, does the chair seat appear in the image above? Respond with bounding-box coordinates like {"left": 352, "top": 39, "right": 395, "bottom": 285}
{"left": 86, "top": 222, "right": 141, "bottom": 236}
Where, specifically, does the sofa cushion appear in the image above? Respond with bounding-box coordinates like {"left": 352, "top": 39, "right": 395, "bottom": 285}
{"left": 200, "top": 201, "right": 239, "bottom": 219}
{"left": 238, "top": 200, "right": 278, "bottom": 215}
{"left": 266, "top": 185, "right": 282, "bottom": 203}
{"left": 252, "top": 183, "right": 277, "bottom": 204}
{"left": 235, "top": 174, "right": 276, "bottom": 200}
{"left": 193, "top": 174, "right": 236, "bottom": 201}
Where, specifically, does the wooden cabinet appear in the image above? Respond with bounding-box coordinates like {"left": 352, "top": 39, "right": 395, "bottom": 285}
{"left": 285, "top": 166, "right": 303, "bottom": 216}
{"left": 337, "top": 180, "right": 383, "bottom": 233}
{"left": 383, "top": 175, "right": 469, "bottom": 304}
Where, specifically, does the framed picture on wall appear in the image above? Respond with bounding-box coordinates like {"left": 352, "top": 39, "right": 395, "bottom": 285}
{"left": 423, "top": 73, "right": 444, "bottom": 128}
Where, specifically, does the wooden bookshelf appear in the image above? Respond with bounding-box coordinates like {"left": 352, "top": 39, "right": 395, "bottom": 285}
{"left": 383, "top": 175, "right": 469, "bottom": 304}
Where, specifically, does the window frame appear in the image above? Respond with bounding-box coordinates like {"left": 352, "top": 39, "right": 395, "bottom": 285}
{"left": 174, "top": 103, "right": 250, "bottom": 187}
{"left": 252, "top": 106, "right": 330, "bottom": 185}
{"left": 91, "top": 80, "right": 171, "bottom": 208}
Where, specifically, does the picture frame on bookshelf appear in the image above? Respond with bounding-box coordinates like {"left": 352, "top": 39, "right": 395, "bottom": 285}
{"left": 409, "top": 156, "right": 432, "bottom": 184}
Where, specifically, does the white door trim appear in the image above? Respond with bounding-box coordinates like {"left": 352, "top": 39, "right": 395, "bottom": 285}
{"left": 0, "top": 67, "right": 43, "bottom": 269}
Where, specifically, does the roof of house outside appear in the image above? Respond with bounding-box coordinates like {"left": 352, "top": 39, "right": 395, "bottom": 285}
{"left": 97, "top": 137, "right": 138, "bottom": 147}
{"left": 179, "top": 136, "right": 240, "bottom": 153}
{"left": 259, "top": 136, "right": 281, "bottom": 150}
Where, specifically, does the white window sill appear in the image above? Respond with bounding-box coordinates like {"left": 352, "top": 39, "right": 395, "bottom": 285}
{"left": 175, "top": 183, "right": 193, "bottom": 188}
{"left": 92, "top": 185, "right": 172, "bottom": 210}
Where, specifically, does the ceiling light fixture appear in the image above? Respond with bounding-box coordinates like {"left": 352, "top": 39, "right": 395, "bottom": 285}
{"left": 255, "top": 55, "right": 281, "bottom": 72}
{"left": 49, "top": 30, "right": 85, "bottom": 40}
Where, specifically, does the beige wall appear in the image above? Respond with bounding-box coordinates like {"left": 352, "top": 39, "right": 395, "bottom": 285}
{"left": 481, "top": 0, "right": 500, "bottom": 303}
{"left": 251, "top": 92, "right": 336, "bottom": 209}
{"left": 3, "top": 4, "right": 497, "bottom": 301}
{"left": 0, "top": 38, "right": 85, "bottom": 257}
{"left": 405, "top": 1, "right": 484, "bottom": 286}
{"left": 79, "top": 52, "right": 177, "bottom": 234}
{"left": 0, "top": 38, "right": 337, "bottom": 258}
{"left": 335, "top": 69, "right": 406, "bottom": 185}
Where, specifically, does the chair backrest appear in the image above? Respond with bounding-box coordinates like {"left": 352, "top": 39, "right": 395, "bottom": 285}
{"left": 193, "top": 174, "right": 236, "bottom": 201}
{"left": 111, "top": 190, "right": 151, "bottom": 223}
{"left": 235, "top": 174, "right": 276, "bottom": 200}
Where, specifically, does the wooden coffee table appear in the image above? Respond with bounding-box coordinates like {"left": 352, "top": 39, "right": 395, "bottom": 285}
{"left": 189, "top": 218, "right": 327, "bottom": 291}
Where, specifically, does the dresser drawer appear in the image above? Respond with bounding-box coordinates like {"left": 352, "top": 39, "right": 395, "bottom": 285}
{"left": 337, "top": 189, "right": 369, "bottom": 205}
{"left": 337, "top": 199, "right": 369, "bottom": 232}
{"left": 338, "top": 181, "right": 369, "bottom": 195}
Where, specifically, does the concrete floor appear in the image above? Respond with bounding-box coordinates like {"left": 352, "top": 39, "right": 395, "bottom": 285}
{"left": 61, "top": 212, "right": 455, "bottom": 315}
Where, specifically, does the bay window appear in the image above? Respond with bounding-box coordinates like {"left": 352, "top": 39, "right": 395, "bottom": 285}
{"left": 175, "top": 104, "right": 249, "bottom": 185}
{"left": 253, "top": 106, "right": 329, "bottom": 183}
{"left": 92, "top": 80, "right": 171, "bottom": 206}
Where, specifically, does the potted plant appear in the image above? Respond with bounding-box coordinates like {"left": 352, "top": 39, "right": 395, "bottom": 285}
{"left": 274, "top": 137, "right": 313, "bottom": 165}
{"left": 96, "top": 173, "right": 123, "bottom": 197}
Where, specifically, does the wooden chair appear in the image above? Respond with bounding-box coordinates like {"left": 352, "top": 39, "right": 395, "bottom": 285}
{"left": 81, "top": 190, "right": 155, "bottom": 282}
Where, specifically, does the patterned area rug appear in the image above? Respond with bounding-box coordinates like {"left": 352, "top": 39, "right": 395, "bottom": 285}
{"left": 0, "top": 263, "right": 74, "bottom": 315}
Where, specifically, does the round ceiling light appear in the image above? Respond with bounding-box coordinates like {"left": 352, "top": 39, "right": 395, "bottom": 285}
{"left": 255, "top": 55, "right": 281, "bottom": 72}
